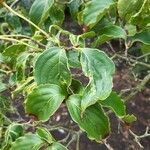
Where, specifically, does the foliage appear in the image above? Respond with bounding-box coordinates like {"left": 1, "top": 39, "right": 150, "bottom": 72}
{"left": 0, "top": 0, "right": 149, "bottom": 149}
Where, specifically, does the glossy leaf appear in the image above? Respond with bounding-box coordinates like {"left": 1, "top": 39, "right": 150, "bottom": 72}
{"left": 78, "top": 0, "right": 115, "bottom": 28}
{"left": 66, "top": 94, "right": 110, "bottom": 142}
{"left": 46, "top": 142, "right": 68, "bottom": 150}
{"left": 34, "top": 47, "right": 72, "bottom": 88}
{"left": 25, "top": 84, "right": 65, "bottom": 121}
{"left": 29, "top": 0, "right": 54, "bottom": 26}
{"left": 100, "top": 92, "right": 126, "bottom": 118}
{"left": 11, "top": 133, "right": 43, "bottom": 150}
{"left": 131, "top": 28, "right": 150, "bottom": 45}
{"left": 80, "top": 48, "right": 115, "bottom": 111}
{"left": 93, "top": 25, "right": 126, "bottom": 46}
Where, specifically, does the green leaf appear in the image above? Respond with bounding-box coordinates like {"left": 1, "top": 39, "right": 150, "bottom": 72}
{"left": 68, "top": 0, "right": 81, "bottom": 20}
{"left": 25, "top": 84, "right": 65, "bottom": 121}
{"left": 46, "top": 142, "right": 68, "bottom": 150}
{"left": 122, "top": 114, "right": 137, "bottom": 124}
{"left": 20, "top": 0, "right": 32, "bottom": 12}
{"left": 16, "top": 52, "right": 31, "bottom": 82}
{"left": 93, "top": 25, "right": 126, "bottom": 46}
{"left": 141, "top": 44, "right": 150, "bottom": 54}
{"left": 78, "top": 0, "right": 115, "bottom": 28}
{"left": 0, "top": 53, "right": 4, "bottom": 63}
{"left": 34, "top": 47, "right": 72, "bottom": 88}
{"left": 67, "top": 95, "right": 110, "bottom": 142}
{"left": 0, "top": 83, "right": 7, "bottom": 92}
{"left": 125, "top": 24, "right": 137, "bottom": 36}
{"left": 130, "top": 0, "right": 150, "bottom": 27}
{"left": 11, "top": 133, "right": 43, "bottom": 150}
{"left": 80, "top": 48, "right": 115, "bottom": 111}
{"left": 79, "top": 31, "right": 96, "bottom": 39}
{"left": 29, "top": 0, "right": 54, "bottom": 26}
{"left": 36, "top": 127, "right": 54, "bottom": 144}
{"left": 117, "top": 0, "right": 143, "bottom": 20}
{"left": 131, "top": 28, "right": 150, "bottom": 45}
{"left": 12, "top": 77, "right": 34, "bottom": 97}
{"left": 100, "top": 92, "right": 126, "bottom": 118}
{"left": 67, "top": 50, "right": 81, "bottom": 68}
{"left": 3, "top": 44, "right": 26, "bottom": 57}
{"left": 69, "top": 79, "right": 84, "bottom": 95}
{"left": 69, "top": 34, "right": 85, "bottom": 47}
{"left": 6, "top": 13, "right": 22, "bottom": 33}
{"left": 5, "top": 123, "right": 24, "bottom": 142}
{"left": 49, "top": 4, "right": 65, "bottom": 26}
{"left": 0, "top": 96, "right": 11, "bottom": 115}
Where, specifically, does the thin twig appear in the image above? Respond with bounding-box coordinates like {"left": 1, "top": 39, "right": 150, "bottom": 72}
{"left": 76, "top": 132, "right": 80, "bottom": 150}
{"left": 116, "top": 54, "right": 150, "bottom": 69}
{"left": 108, "top": 42, "right": 150, "bottom": 69}
{"left": 58, "top": 132, "right": 71, "bottom": 143}
{"left": 107, "top": 42, "right": 116, "bottom": 53}
{"left": 125, "top": 73, "right": 150, "bottom": 102}
{"left": 0, "top": 113, "right": 12, "bottom": 124}
{"left": 0, "top": 36, "right": 42, "bottom": 51}
{"left": 2, "top": 34, "right": 46, "bottom": 48}
{"left": 103, "top": 139, "right": 114, "bottom": 150}
{"left": 2, "top": 2, "right": 49, "bottom": 38}
{"left": 66, "top": 134, "right": 76, "bottom": 148}
{"left": 0, "top": 69, "right": 11, "bottom": 74}
{"left": 129, "top": 127, "right": 150, "bottom": 149}
{"left": 137, "top": 53, "right": 150, "bottom": 59}
{"left": 10, "top": 0, "right": 20, "bottom": 8}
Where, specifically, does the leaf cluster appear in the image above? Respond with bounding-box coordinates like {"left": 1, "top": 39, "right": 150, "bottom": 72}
{"left": 0, "top": 0, "right": 149, "bottom": 149}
